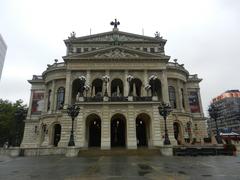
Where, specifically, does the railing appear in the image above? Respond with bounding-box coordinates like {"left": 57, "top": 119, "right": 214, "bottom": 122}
{"left": 110, "top": 96, "right": 128, "bottom": 102}
{"left": 85, "top": 96, "right": 103, "bottom": 102}
{"left": 32, "top": 75, "right": 43, "bottom": 80}
{"left": 133, "top": 96, "right": 152, "bottom": 101}
{"left": 47, "top": 62, "right": 66, "bottom": 70}
{"left": 81, "top": 96, "right": 153, "bottom": 102}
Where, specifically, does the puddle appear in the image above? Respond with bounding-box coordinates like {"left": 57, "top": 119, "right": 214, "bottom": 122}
{"left": 138, "top": 164, "right": 153, "bottom": 170}
{"left": 178, "top": 171, "right": 187, "bottom": 175}
{"left": 202, "top": 174, "right": 212, "bottom": 177}
{"left": 138, "top": 164, "right": 153, "bottom": 176}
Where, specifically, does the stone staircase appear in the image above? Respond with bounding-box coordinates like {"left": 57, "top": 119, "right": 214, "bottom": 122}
{"left": 78, "top": 147, "right": 161, "bottom": 156}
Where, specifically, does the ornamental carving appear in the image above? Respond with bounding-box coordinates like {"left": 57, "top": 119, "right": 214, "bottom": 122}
{"left": 94, "top": 49, "right": 139, "bottom": 58}
{"left": 84, "top": 34, "right": 147, "bottom": 42}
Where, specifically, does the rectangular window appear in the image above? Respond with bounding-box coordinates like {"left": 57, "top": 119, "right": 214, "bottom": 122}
{"left": 150, "top": 48, "right": 154, "bottom": 53}
{"left": 84, "top": 48, "right": 89, "bottom": 52}
{"left": 77, "top": 48, "right": 81, "bottom": 53}
{"left": 143, "top": 48, "right": 147, "bottom": 52}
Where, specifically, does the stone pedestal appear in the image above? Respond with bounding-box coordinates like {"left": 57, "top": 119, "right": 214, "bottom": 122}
{"left": 152, "top": 96, "right": 158, "bottom": 101}
{"left": 65, "top": 147, "right": 79, "bottom": 157}
{"left": 79, "top": 97, "right": 84, "bottom": 102}
{"left": 128, "top": 96, "right": 133, "bottom": 101}
{"left": 9, "top": 147, "right": 21, "bottom": 157}
{"left": 160, "top": 145, "right": 173, "bottom": 156}
{"left": 103, "top": 96, "right": 109, "bottom": 101}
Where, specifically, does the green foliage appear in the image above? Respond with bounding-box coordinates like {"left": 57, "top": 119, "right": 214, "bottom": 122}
{"left": 0, "top": 99, "right": 27, "bottom": 146}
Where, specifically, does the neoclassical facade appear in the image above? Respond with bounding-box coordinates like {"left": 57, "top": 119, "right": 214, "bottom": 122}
{"left": 21, "top": 23, "right": 207, "bottom": 149}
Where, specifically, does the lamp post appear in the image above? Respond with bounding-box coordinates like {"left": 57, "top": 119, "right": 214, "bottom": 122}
{"left": 67, "top": 104, "right": 80, "bottom": 146}
{"left": 158, "top": 102, "right": 172, "bottom": 145}
{"left": 208, "top": 104, "right": 223, "bottom": 144}
{"left": 14, "top": 107, "right": 27, "bottom": 146}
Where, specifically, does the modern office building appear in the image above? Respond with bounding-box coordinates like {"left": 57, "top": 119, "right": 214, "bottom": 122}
{"left": 21, "top": 21, "right": 207, "bottom": 149}
{"left": 208, "top": 90, "right": 240, "bottom": 134}
{"left": 0, "top": 34, "right": 7, "bottom": 80}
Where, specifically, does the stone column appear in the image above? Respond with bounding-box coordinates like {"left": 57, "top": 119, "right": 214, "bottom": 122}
{"left": 58, "top": 112, "right": 72, "bottom": 147}
{"left": 124, "top": 70, "right": 129, "bottom": 97}
{"left": 64, "top": 70, "right": 71, "bottom": 108}
{"left": 177, "top": 80, "right": 183, "bottom": 111}
{"left": 75, "top": 105, "right": 85, "bottom": 147}
{"left": 27, "top": 89, "right": 34, "bottom": 117}
{"left": 50, "top": 80, "right": 55, "bottom": 112}
{"left": 197, "top": 88, "right": 204, "bottom": 116}
{"left": 152, "top": 105, "right": 163, "bottom": 146}
{"left": 183, "top": 84, "right": 190, "bottom": 112}
{"left": 160, "top": 70, "right": 169, "bottom": 103}
{"left": 101, "top": 105, "right": 111, "bottom": 149}
{"left": 86, "top": 70, "right": 91, "bottom": 97}
{"left": 127, "top": 105, "right": 137, "bottom": 149}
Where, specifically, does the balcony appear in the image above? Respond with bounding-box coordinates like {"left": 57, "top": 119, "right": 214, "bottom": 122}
{"left": 80, "top": 96, "right": 153, "bottom": 102}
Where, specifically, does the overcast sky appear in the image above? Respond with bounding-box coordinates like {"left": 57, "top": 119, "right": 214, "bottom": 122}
{"left": 0, "top": 0, "right": 239, "bottom": 115}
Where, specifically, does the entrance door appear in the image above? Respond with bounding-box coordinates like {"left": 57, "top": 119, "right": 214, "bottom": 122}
{"left": 53, "top": 124, "right": 61, "bottom": 146}
{"left": 89, "top": 119, "right": 101, "bottom": 147}
{"left": 111, "top": 118, "right": 125, "bottom": 147}
{"left": 173, "top": 122, "right": 180, "bottom": 144}
{"left": 136, "top": 119, "right": 147, "bottom": 147}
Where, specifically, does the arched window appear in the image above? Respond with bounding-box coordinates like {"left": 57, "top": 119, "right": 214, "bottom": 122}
{"left": 111, "top": 79, "right": 123, "bottom": 97}
{"left": 168, "top": 86, "right": 176, "bottom": 108}
{"left": 47, "top": 89, "right": 51, "bottom": 111}
{"left": 56, "top": 87, "right": 65, "bottom": 110}
{"left": 92, "top": 78, "right": 103, "bottom": 97}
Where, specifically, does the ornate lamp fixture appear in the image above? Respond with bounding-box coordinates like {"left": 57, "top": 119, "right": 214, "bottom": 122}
{"left": 67, "top": 104, "right": 80, "bottom": 146}
{"left": 158, "top": 102, "right": 172, "bottom": 145}
{"left": 208, "top": 104, "right": 223, "bottom": 144}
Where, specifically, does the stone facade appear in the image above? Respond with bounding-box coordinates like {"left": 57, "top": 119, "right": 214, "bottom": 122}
{"left": 21, "top": 26, "right": 208, "bottom": 149}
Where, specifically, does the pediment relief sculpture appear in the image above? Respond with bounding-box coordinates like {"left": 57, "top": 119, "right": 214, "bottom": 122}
{"left": 94, "top": 49, "right": 139, "bottom": 58}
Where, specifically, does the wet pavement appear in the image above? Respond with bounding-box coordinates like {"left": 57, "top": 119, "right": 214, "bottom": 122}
{"left": 0, "top": 155, "right": 240, "bottom": 179}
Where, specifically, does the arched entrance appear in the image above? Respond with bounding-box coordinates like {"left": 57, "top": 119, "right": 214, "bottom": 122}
{"left": 111, "top": 114, "right": 126, "bottom": 147}
{"left": 173, "top": 122, "right": 182, "bottom": 145}
{"left": 86, "top": 114, "right": 101, "bottom": 147}
{"left": 53, "top": 124, "right": 61, "bottom": 147}
{"left": 136, "top": 113, "right": 151, "bottom": 147}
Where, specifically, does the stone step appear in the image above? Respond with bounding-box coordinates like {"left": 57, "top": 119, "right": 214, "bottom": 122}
{"left": 78, "top": 147, "right": 160, "bottom": 156}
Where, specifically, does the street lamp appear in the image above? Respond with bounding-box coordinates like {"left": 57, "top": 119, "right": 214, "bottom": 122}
{"left": 14, "top": 107, "right": 27, "bottom": 146}
{"left": 208, "top": 104, "right": 223, "bottom": 144}
{"left": 67, "top": 104, "right": 80, "bottom": 146}
{"left": 158, "top": 102, "right": 172, "bottom": 145}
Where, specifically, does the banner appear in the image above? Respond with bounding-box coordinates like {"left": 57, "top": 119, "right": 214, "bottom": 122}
{"left": 31, "top": 91, "right": 44, "bottom": 114}
{"left": 188, "top": 91, "right": 200, "bottom": 113}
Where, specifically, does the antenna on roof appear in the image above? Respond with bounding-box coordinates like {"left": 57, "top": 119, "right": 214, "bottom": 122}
{"left": 90, "top": 28, "right": 91, "bottom": 35}
{"left": 142, "top": 28, "right": 144, "bottom": 35}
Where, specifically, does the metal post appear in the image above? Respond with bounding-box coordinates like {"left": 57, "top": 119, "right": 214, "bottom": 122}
{"left": 67, "top": 104, "right": 80, "bottom": 146}
{"left": 158, "top": 102, "right": 172, "bottom": 145}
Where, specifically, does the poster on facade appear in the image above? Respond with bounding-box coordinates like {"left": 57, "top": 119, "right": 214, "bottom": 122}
{"left": 188, "top": 91, "right": 200, "bottom": 113}
{"left": 31, "top": 91, "right": 44, "bottom": 114}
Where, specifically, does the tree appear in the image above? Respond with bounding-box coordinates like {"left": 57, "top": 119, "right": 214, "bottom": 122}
{"left": 0, "top": 99, "right": 27, "bottom": 147}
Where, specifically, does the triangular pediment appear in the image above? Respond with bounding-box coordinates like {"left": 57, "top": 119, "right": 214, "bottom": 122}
{"left": 65, "top": 30, "right": 166, "bottom": 43}
{"left": 63, "top": 46, "right": 170, "bottom": 60}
